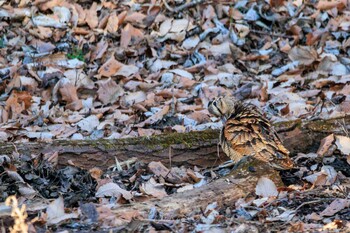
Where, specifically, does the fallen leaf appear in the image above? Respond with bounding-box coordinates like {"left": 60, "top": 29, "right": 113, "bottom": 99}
{"left": 89, "top": 167, "right": 103, "bottom": 180}
{"left": 32, "top": 15, "right": 65, "bottom": 28}
{"left": 105, "top": 11, "right": 119, "bottom": 33}
{"left": 267, "top": 209, "right": 296, "bottom": 222}
{"left": 91, "top": 39, "right": 108, "bottom": 61}
{"left": 255, "top": 177, "right": 278, "bottom": 197}
{"left": 335, "top": 135, "right": 350, "bottom": 155}
{"left": 77, "top": 115, "right": 99, "bottom": 133}
{"left": 120, "top": 91, "right": 146, "bottom": 107}
{"left": 135, "top": 105, "right": 170, "bottom": 127}
{"left": 304, "top": 165, "right": 337, "bottom": 186}
{"left": 140, "top": 177, "right": 167, "bottom": 198}
{"left": 46, "top": 196, "right": 79, "bottom": 225}
{"left": 5, "top": 90, "right": 32, "bottom": 118}
{"left": 288, "top": 46, "right": 318, "bottom": 66}
{"left": 320, "top": 199, "right": 350, "bottom": 217}
{"left": 98, "top": 56, "right": 123, "bottom": 77}
{"left": 96, "top": 182, "right": 133, "bottom": 200}
{"left": 317, "top": 0, "right": 346, "bottom": 10}
{"left": 317, "top": 134, "right": 335, "bottom": 157}
{"left": 97, "top": 78, "right": 124, "bottom": 105}
{"left": 58, "top": 78, "right": 82, "bottom": 111}
{"left": 120, "top": 23, "right": 143, "bottom": 48}
{"left": 148, "top": 161, "right": 170, "bottom": 177}
{"left": 85, "top": 2, "right": 98, "bottom": 29}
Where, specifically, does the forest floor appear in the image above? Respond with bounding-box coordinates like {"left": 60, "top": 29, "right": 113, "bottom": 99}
{"left": 0, "top": 0, "right": 350, "bottom": 232}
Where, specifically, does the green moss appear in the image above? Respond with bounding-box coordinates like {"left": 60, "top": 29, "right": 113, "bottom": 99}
{"left": 56, "top": 130, "right": 219, "bottom": 152}
{"left": 127, "top": 129, "right": 220, "bottom": 149}
{"left": 273, "top": 119, "right": 301, "bottom": 131}
{"left": 67, "top": 47, "right": 84, "bottom": 61}
{"left": 306, "top": 119, "right": 339, "bottom": 132}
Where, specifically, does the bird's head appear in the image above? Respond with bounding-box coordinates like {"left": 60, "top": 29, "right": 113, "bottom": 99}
{"left": 208, "top": 96, "right": 239, "bottom": 120}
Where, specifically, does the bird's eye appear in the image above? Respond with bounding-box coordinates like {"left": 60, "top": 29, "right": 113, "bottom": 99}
{"left": 213, "top": 101, "right": 217, "bottom": 107}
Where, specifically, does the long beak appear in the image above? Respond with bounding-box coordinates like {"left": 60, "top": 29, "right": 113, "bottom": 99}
{"left": 221, "top": 116, "right": 227, "bottom": 124}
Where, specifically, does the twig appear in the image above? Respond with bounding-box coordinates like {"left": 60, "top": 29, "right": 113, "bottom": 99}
{"left": 250, "top": 29, "right": 295, "bottom": 39}
{"left": 162, "top": 0, "right": 206, "bottom": 13}
{"left": 295, "top": 198, "right": 335, "bottom": 211}
{"left": 108, "top": 157, "right": 138, "bottom": 171}
{"left": 141, "top": 219, "right": 177, "bottom": 223}
{"left": 168, "top": 145, "right": 172, "bottom": 169}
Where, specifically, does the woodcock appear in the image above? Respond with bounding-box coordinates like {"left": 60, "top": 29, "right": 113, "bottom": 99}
{"left": 208, "top": 96, "right": 294, "bottom": 170}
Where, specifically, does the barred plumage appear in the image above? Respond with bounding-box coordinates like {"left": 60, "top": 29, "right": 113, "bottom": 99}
{"left": 208, "top": 96, "right": 294, "bottom": 170}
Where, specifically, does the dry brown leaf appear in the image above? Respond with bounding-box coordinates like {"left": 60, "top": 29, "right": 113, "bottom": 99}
{"left": 37, "top": 0, "right": 62, "bottom": 11}
{"left": 64, "top": 70, "right": 94, "bottom": 89}
{"left": 98, "top": 56, "right": 123, "bottom": 77}
{"left": 73, "top": 3, "right": 86, "bottom": 25}
{"left": 20, "top": 76, "right": 38, "bottom": 92}
{"left": 85, "top": 2, "right": 98, "bottom": 29}
{"left": 5, "top": 90, "right": 32, "bottom": 119}
{"left": 91, "top": 39, "right": 108, "bottom": 61}
{"left": 322, "top": 220, "right": 345, "bottom": 231}
{"left": 97, "top": 78, "right": 124, "bottom": 105}
{"left": 176, "top": 103, "right": 200, "bottom": 113}
{"left": 288, "top": 46, "right": 318, "bottom": 66}
{"left": 137, "top": 128, "right": 161, "bottom": 136}
{"left": 96, "top": 182, "right": 133, "bottom": 200}
{"left": 229, "top": 7, "right": 243, "bottom": 20}
{"left": 320, "top": 199, "right": 350, "bottom": 217}
{"left": 43, "top": 151, "right": 58, "bottom": 167}
{"left": 259, "top": 83, "right": 269, "bottom": 102}
{"left": 135, "top": 105, "right": 170, "bottom": 127}
{"left": 156, "top": 89, "right": 188, "bottom": 98}
{"left": 148, "top": 161, "right": 169, "bottom": 177}
{"left": 120, "top": 91, "right": 146, "bottom": 107}
{"left": 125, "top": 12, "right": 146, "bottom": 24}
{"left": 89, "top": 167, "right": 103, "bottom": 180}
{"left": 306, "top": 30, "right": 325, "bottom": 46}
{"left": 187, "top": 110, "right": 210, "bottom": 124}
{"left": 58, "top": 78, "right": 82, "bottom": 111}
{"left": 105, "top": 11, "right": 119, "bottom": 33}
{"left": 120, "top": 23, "right": 144, "bottom": 48}
{"left": 304, "top": 165, "right": 338, "bottom": 186}
{"left": 269, "top": 0, "right": 285, "bottom": 7}
{"left": 317, "top": 134, "right": 335, "bottom": 157}
{"left": 316, "top": 0, "right": 346, "bottom": 10}
{"left": 140, "top": 177, "right": 167, "bottom": 198}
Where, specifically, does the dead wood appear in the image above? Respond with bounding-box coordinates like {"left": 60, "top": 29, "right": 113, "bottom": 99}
{"left": 1, "top": 115, "right": 349, "bottom": 169}
{"left": 113, "top": 160, "right": 282, "bottom": 222}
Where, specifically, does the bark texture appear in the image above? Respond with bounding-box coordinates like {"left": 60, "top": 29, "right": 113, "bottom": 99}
{"left": 113, "top": 160, "right": 282, "bottom": 221}
{"left": 1, "top": 116, "right": 349, "bottom": 169}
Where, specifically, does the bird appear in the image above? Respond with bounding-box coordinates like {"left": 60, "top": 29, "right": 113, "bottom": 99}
{"left": 208, "top": 96, "right": 294, "bottom": 170}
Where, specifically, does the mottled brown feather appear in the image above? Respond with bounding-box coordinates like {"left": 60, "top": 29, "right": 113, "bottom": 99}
{"left": 210, "top": 97, "right": 294, "bottom": 170}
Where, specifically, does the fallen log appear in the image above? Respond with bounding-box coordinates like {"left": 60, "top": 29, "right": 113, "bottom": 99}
{"left": 112, "top": 160, "right": 282, "bottom": 227}
{"left": 0, "top": 115, "right": 349, "bottom": 169}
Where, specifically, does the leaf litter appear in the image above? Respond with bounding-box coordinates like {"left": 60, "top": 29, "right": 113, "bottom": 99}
{"left": 0, "top": 0, "right": 350, "bottom": 232}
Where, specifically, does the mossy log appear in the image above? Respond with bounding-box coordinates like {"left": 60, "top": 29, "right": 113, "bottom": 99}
{"left": 1, "top": 115, "right": 349, "bottom": 170}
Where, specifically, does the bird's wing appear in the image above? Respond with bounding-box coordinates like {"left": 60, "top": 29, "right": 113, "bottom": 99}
{"left": 223, "top": 105, "right": 292, "bottom": 166}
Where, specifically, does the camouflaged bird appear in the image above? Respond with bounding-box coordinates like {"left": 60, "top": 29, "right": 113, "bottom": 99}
{"left": 208, "top": 96, "right": 294, "bottom": 170}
